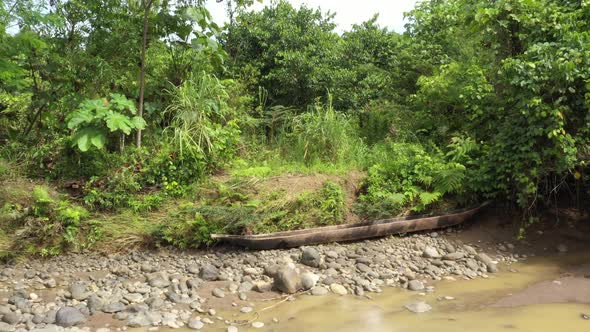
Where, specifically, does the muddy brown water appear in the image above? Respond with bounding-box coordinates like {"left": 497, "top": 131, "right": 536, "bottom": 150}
{"left": 158, "top": 253, "right": 590, "bottom": 332}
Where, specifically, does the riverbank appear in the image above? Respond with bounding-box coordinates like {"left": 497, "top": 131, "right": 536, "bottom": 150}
{"left": 1, "top": 211, "right": 589, "bottom": 332}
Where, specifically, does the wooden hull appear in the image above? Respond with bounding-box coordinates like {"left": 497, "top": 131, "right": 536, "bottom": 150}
{"left": 211, "top": 201, "right": 490, "bottom": 249}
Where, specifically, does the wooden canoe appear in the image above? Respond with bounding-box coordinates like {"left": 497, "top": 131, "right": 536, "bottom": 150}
{"left": 211, "top": 201, "right": 490, "bottom": 249}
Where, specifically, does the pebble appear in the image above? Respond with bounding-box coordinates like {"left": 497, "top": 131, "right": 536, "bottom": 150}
{"left": 404, "top": 301, "right": 432, "bottom": 313}
{"left": 188, "top": 318, "right": 204, "bottom": 330}
{"left": 311, "top": 286, "right": 329, "bottom": 296}
{"left": 251, "top": 321, "right": 265, "bottom": 328}
{"left": 240, "top": 306, "right": 253, "bottom": 313}
{"left": 408, "top": 280, "right": 424, "bottom": 291}
{"left": 212, "top": 288, "right": 225, "bottom": 298}
{"left": 330, "top": 283, "right": 348, "bottom": 295}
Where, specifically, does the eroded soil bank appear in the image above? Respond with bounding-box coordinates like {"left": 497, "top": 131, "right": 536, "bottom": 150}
{"left": 1, "top": 210, "right": 590, "bottom": 332}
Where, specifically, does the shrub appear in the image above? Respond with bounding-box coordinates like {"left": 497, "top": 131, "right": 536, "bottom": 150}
{"left": 67, "top": 94, "right": 146, "bottom": 152}
{"left": 1, "top": 184, "right": 98, "bottom": 257}
{"left": 356, "top": 142, "right": 469, "bottom": 219}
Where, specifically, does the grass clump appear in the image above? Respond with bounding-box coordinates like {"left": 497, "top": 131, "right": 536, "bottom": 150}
{"left": 0, "top": 183, "right": 99, "bottom": 258}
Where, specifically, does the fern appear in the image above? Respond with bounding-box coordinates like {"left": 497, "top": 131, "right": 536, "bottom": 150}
{"left": 433, "top": 163, "right": 466, "bottom": 194}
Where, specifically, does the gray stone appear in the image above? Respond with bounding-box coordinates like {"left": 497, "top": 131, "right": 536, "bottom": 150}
{"left": 87, "top": 294, "right": 103, "bottom": 314}
{"left": 55, "top": 307, "right": 86, "bottom": 327}
{"left": 273, "top": 266, "right": 301, "bottom": 294}
{"left": 404, "top": 301, "right": 432, "bottom": 313}
{"left": 187, "top": 264, "right": 200, "bottom": 274}
{"left": 251, "top": 322, "right": 264, "bottom": 328}
{"left": 301, "top": 248, "right": 321, "bottom": 267}
{"left": 188, "top": 318, "right": 204, "bottom": 330}
{"left": 148, "top": 278, "right": 170, "bottom": 288}
{"left": 140, "top": 263, "right": 155, "bottom": 273}
{"left": 102, "top": 302, "right": 126, "bottom": 313}
{"left": 43, "top": 278, "right": 57, "bottom": 288}
{"left": 43, "top": 310, "right": 57, "bottom": 324}
{"left": 422, "top": 246, "right": 440, "bottom": 259}
{"left": 127, "top": 311, "right": 161, "bottom": 327}
{"left": 238, "top": 281, "right": 254, "bottom": 292}
{"left": 557, "top": 244, "right": 568, "bottom": 253}
{"left": 301, "top": 272, "right": 319, "bottom": 290}
{"left": 212, "top": 288, "right": 225, "bottom": 298}
{"left": 242, "top": 267, "right": 259, "bottom": 276}
{"left": 0, "top": 322, "right": 15, "bottom": 332}
{"left": 476, "top": 253, "right": 498, "bottom": 273}
{"left": 199, "top": 264, "right": 219, "bottom": 281}
{"left": 124, "top": 293, "right": 143, "bottom": 303}
{"left": 408, "top": 280, "right": 424, "bottom": 291}
{"left": 240, "top": 306, "right": 253, "bottom": 313}
{"left": 68, "top": 283, "right": 88, "bottom": 301}
{"left": 463, "top": 245, "right": 478, "bottom": 256}
{"left": 330, "top": 283, "right": 347, "bottom": 295}
{"left": 443, "top": 252, "right": 464, "bottom": 261}
{"left": 356, "top": 263, "right": 372, "bottom": 273}
{"left": 1, "top": 312, "right": 20, "bottom": 325}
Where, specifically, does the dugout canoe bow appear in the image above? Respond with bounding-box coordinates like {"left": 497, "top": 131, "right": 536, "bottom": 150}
{"left": 211, "top": 201, "right": 491, "bottom": 249}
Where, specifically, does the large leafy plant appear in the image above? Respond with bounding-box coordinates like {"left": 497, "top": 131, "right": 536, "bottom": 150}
{"left": 67, "top": 94, "right": 146, "bottom": 152}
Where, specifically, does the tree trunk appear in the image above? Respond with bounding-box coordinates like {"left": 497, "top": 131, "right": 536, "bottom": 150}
{"left": 136, "top": 0, "right": 152, "bottom": 148}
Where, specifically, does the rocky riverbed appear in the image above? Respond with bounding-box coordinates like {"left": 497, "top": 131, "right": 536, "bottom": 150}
{"left": 0, "top": 228, "right": 526, "bottom": 332}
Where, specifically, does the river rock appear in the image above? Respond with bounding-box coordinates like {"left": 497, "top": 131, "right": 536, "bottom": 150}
{"left": 273, "top": 266, "right": 301, "bottom": 294}
{"left": 463, "top": 245, "right": 478, "bottom": 256}
{"left": 127, "top": 311, "right": 161, "bottom": 327}
{"left": 476, "top": 253, "right": 498, "bottom": 273}
{"left": 188, "top": 318, "right": 204, "bottom": 330}
{"left": 301, "top": 272, "right": 319, "bottom": 290}
{"left": 239, "top": 281, "right": 254, "bottom": 292}
{"left": 1, "top": 312, "right": 20, "bottom": 325}
{"left": 301, "top": 248, "right": 321, "bottom": 267}
{"left": 251, "top": 321, "right": 264, "bottom": 328}
{"left": 44, "top": 278, "right": 57, "bottom": 288}
{"left": 404, "top": 301, "right": 432, "bottom": 313}
{"left": 443, "top": 252, "right": 464, "bottom": 261}
{"left": 330, "top": 283, "right": 347, "bottom": 295}
{"left": 0, "top": 322, "right": 15, "bottom": 332}
{"left": 68, "top": 283, "right": 88, "bottom": 301}
{"left": 148, "top": 277, "right": 170, "bottom": 288}
{"left": 102, "top": 302, "right": 126, "bottom": 313}
{"left": 87, "top": 294, "right": 103, "bottom": 313}
{"left": 55, "top": 307, "right": 86, "bottom": 327}
{"left": 311, "top": 286, "right": 329, "bottom": 296}
{"left": 408, "top": 280, "right": 425, "bottom": 291}
{"left": 423, "top": 246, "right": 440, "bottom": 259}
{"left": 212, "top": 288, "right": 225, "bottom": 298}
{"left": 199, "top": 264, "right": 219, "bottom": 281}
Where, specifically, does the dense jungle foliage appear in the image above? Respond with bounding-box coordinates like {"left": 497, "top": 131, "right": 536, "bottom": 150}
{"left": 1, "top": 0, "right": 589, "bottom": 257}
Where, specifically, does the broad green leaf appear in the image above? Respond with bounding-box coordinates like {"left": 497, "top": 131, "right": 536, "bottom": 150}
{"left": 105, "top": 112, "right": 133, "bottom": 135}
{"left": 67, "top": 109, "right": 94, "bottom": 129}
{"left": 109, "top": 93, "right": 137, "bottom": 114}
{"left": 90, "top": 132, "right": 106, "bottom": 149}
{"left": 71, "top": 127, "right": 104, "bottom": 152}
{"left": 130, "top": 116, "right": 147, "bottom": 130}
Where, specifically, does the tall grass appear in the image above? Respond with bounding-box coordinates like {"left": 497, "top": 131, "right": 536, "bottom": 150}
{"left": 165, "top": 72, "right": 239, "bottom": 164}
{"left": 277, "top": 94, "right": 367, "bottom": 167}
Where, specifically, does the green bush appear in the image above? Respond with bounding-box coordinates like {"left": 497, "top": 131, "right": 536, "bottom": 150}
{"left": 356, "top": 142, "right": 469, "bottom": 219}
